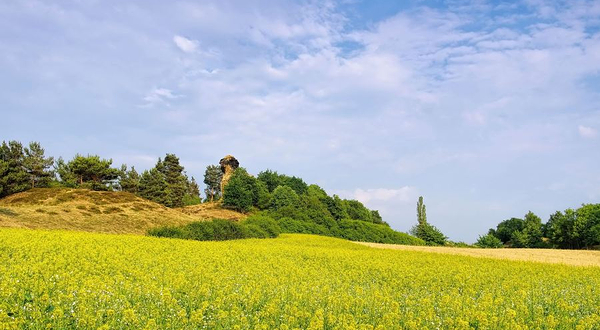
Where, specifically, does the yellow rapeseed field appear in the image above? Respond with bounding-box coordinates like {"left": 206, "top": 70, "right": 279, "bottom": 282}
{"left": 1, "top": 229, "right": 599, "bottom": 329}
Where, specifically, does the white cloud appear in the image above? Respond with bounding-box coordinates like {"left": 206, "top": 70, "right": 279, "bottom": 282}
{"left": 173, "top": 35, "right": 198, "bottom": 53}
{"left": 142, "top": 88, "right": 181, "bottom": 106}
{"left": 578, "top": 125, "right": 597, "bottom": 138}
{"left": 334, "top": 187, "right": 417, "bottom": 205}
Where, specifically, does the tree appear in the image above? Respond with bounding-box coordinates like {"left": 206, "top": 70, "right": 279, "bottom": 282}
{"left": 160, "top": 154, "right": 187, "bottom": 208}
{"left": 60, "top": 154, "right": 120, "bottom": 190}
{"left": 22, "top": 142, "right": 54, "bottom": 188}
{"left": 344, "top": 199, "right": 373, "bottom": 223}
{"left": 257, "top": 169, "right": 283, "bottom": 192}
{"left": 511, "top": 211, "right": 544, "bottom": 248}
{"left": 203, "top": 165, "right": 223, "bottom": 202}
{"left": 411, "top": 196, "right": 447, "bottom": 245}
{"left": 119, "top": 165, "right": 140, "bottom": 193}
{"left": 271, "top": 185, "right": 300, "bottom": 210}
{"left": 223, "top": 168, "right": 256, "bottom": 212}
{"left": 183, "top": 176, "right": 202, "bottom": 206}
{"left": 417, "top": 196, "right": 427, "bottom": 225}
{"left": 493, "top": 218, "right": 524, "bottom": 244}
{"left": 0, "top": 141, "right": 29, "bottom": 197}
{"left": 138, "top": 168, "right": 168, "bottom": 205}
{"left": 476, "top": 233, "right": 503, "bottom": 248}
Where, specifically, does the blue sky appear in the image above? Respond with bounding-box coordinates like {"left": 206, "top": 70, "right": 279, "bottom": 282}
{"left": 1, "top": 0, "right": 600, "bottom": 242}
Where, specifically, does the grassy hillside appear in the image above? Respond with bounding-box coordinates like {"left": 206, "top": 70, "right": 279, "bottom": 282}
{"left": 1, "top": 229, "right": 599, "bottom": 329}
{"left": 0, "top": 188, "right": 239, "bottom": 234}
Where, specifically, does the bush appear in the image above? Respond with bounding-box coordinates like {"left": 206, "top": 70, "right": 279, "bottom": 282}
{"left": 148, "top": 216, "right": 282, "bottom": 241}
{"left": 411, "top": 222, "right": 447, "bottom": 246}
{"left": 243, "top": 215, "right": 281, "bottom": 238}
{"left": 278, "top": 217, "right": 331, "bottom": 235}
{"left": 475, "top": 233, "right": 503, "bottom": 248}
{"left": 338, "top": 220, "right": 425, "bottom": 245}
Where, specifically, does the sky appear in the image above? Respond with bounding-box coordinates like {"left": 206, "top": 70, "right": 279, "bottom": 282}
{"left": 1, "top": 0, "right": 600, "bottom": 242}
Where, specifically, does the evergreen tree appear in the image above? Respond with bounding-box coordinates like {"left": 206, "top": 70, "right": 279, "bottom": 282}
{"left": 138, "top": 168, "right": 168, "bottom": 205}
{"left": 0, "top": 140, "right": 29, "bottom": 197}
{"left": 203, "top": 164, "right": 223, "bottom": 202}
{"left": 60, "top": 154, "right": 119, "bottom": 190}
{"left": 22, "top": 142, "right": 54, "bottom": 189}
{"left": 183, "top": 176, "right": 202, "bottom": 206}
{"left": 159, "top": 154, "right": 187, "bottom": 208}
{"left": 119, "top": 165, "right": 140, "bottom": 193}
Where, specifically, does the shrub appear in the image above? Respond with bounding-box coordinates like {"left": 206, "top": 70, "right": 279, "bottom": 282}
{"left": 243, "top": 215, "right": 281, "bottom": 238}
{"left": 270, "top": 186, "right": 299, "bottom": 210}
{"left": 475, "top": 233, "right": 503, "bottom": 248}
{"left": 338, "top": 220, "right": 425, "bottom": 245}
{"left": 411, "top": 222, "right": 447, "bottom": 246}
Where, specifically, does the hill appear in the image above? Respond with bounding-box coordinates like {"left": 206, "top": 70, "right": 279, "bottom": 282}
{"left": 0, "top": 188, "right": 243, "bottom": 234}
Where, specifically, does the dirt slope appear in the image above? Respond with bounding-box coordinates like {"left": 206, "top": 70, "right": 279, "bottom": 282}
{"left": 0, "top": 188, "right": 244, "bottom": 235}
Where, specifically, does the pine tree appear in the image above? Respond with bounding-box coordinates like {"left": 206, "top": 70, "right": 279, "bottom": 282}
{"left": 23, "top": 142, "right": 54, "bottom": 188}
{"left": 119, "top": 165, "right": 140, "bottom": 193}
{"left": 138, "top": 168, "right": 168, "bottom": 205}
{"left": 0, "top": 141, "right": 30, "bottom": 197}
{"left": 160, "top": 154, "right": 187, "bottom": 208}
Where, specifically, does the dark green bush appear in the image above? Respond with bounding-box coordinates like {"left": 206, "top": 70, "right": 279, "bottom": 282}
{"left": 338, "top": 219, "right": 425, "bottom": 245}
{"left": 243, "top": 215, "right": 281, "bottom": 238}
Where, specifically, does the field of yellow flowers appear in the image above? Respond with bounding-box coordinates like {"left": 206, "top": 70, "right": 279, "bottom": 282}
{"left": 1, "top": 229, "right": 599, "bottom": 329}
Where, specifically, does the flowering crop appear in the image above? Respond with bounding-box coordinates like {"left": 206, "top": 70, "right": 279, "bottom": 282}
{"left": 0, "top": 229, "right": 599, "bottom": 329}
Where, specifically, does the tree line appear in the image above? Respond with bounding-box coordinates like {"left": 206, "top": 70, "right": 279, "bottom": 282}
{"left": 0, "top": 140, "right": 200, "bottom": 207}
{"left": 476, "top": 206, "right": 600, "bottom": 249}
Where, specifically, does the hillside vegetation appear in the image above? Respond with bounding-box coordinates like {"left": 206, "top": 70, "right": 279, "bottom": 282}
{"left": 1, "top": 229, "right": 599, "bottom": 329}
{"left": 0, "top": 188, "right": 225, "bottom": 234}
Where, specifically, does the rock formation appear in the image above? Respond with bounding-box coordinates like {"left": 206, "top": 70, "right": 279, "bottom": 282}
{"left": 219, "top": 155, "right": 240, "bottom": 197}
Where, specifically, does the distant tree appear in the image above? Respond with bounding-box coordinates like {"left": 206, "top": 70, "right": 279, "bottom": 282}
{"left": 271, "top": 185, "right": 300, "bottom": 210}
{"left": 493, "top": 217, "right": 524, "bottom": 244}
{"left": 0, "top": 141, "right": 29, "bottom": 197}
{"left": 255, "top": 180, "right": 271, "bottom": 210}
{"left": 22, "top": 142, "right": 54, "bottom": 188}
{"left": 138, "top": 167, "right": 168, "bottom": 205}
{"left": 575, "top": 204, "right": 600, "bottom": 248}
{"left": 475, "top": 233, "right": 503, "bottom": 248}
{"left": 203, "top": 165, "right": 223, "bottom": 202}
{"left": 511, "top": 211, "right": 544, "bottom": 248}
{"left": 119, "top": 165, "right": 140, "bottom": 193}
{"left": 411, "top": 196, "right": 447, "bottom": 245}
{"left": 370, "top": 210, "right": 386, "bottom": 225}
{"left": 324, "top": 194, "right": 348, "bottom": 221}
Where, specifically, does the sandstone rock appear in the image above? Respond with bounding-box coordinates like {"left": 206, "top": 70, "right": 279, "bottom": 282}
{"left": 219, "top": 155, "right": 240, "bottom": 196}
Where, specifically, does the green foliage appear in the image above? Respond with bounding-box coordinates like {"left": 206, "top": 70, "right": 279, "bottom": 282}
{"left": 223, "top": 168, "right": 256, "bottom": 213}
{"left": 493, "top": 218, "right": 525, "bottom": 244}
{"left": 511, "top": 211, "right": 544, "bottom": 248}
{"left": 338, "top": 219, "right": 425, "bottom": 245}
{"left": 138, "top": 168, "right": 169, "bottom": 206}
{"left": 271, "top": 186, "right": 300, "bottom": 210}
{"left": 257, "top": 170, "right": 308, "bottom": 195}
{"left": 242, "top": 214, "right": 281, "bottom": 238}
{"left": 475, "top": 233, "right": 503, "bottom": 248}
{"left": 324, "top": 195, "right": 348, "bottom": 221}
{"left": 411, "top": 196, "right": 447, "bottom": 245}
{"left": 159, "top": 154, "right": 187, "bottom": 208}
{"left": 417, "top": 196, "right": 427, "bottom": 224}
{"left": 59, "top": 154, "right": 120, "bottom": 190}
{"left": 203, "top": 165, "right": 223, "bottom": 202}
{"left": 183, "top": 176, "right": 201, "bottom": 206}
{"left": 22, "top": 142, "right": 54, "bottom": 189}
{"left": 411, "top": 222, "right": 447, "bottom": 246}
{"left": 0, "top": 141, "right": 30, "bottom": 197}
{"left": 343, "top": 199, "right": 373, "bottom": 223}
{"left": 119, "top": 165, "right": 140, "bottom": 193}
{"left": 149, "top": 216, "right": 281, "bottom": 241}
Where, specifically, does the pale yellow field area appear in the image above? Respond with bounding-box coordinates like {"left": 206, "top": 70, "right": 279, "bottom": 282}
{"left": 358, "top": 242, "right": 600, "bottom": 267}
